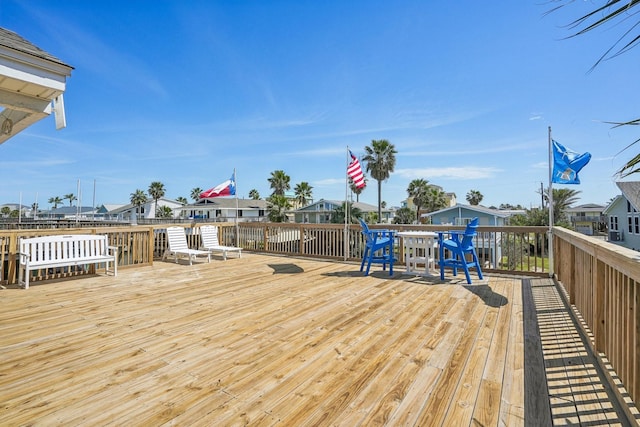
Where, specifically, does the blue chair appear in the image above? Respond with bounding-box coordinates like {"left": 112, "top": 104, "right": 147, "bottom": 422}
{"left": 358, "top": 218, "right": 395, "bottom": 276}
{"left": 438, "top": 217, "right": 483, "bottom": 284}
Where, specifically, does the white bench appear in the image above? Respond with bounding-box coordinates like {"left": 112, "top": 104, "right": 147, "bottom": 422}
{"left": 18, "top": 234, "right": 118, "bottom": 289}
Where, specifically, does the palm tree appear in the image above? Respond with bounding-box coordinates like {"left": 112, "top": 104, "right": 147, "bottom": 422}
{"left": 331, "top": 202, "right": 362, "bottom": 224}
{"left": 466, "top": 190, "right": 483, "bottom": 206}
{"left": 176, "top": 196, "right": 187, "bottom": 205}
{"left": 48, "top": 196, "right": 62, "bottom": 209}
{"left": 148, "top": 181, "right": 165, "bottom": 217}
{"left": 268, "top": 170, "right": 290, "bottom": 196}
{"left": 349, "top": 177, "right": 367, "bottom": 202}
{"left": 548, "top": 2, "right": 640, "bottom": 176}
{"left": 1, "top": 206, "right": 10, "bottom": 217}
{"left": 249, "top": 189, "right": 260, "bottom": 200}
{"left": 64, "top": 193, "right": 76, "bottom": 207}
{"left": 407, "top": 179, "right": 430, "bottom": 223}
{"left": 545, "top": 188, "right": 581, "bottom": 225}
{"left": 156, "top": 205, "right": 173, "bottom": 219}
{"left": 363, "top": 139, "right": 397, "bottom": 223}
{"left": 266, "top": 194, "right": 291, "bottom": 222}
{"left": 424, "top": 187, "right": 448, "bottom": 213}
{"left": 393, "top": 206, "right": 414, "bottom": 224}
{"left": 130, "top": 189, "right": 147, "bottom": 220}
{"left": 294, "top": 182, "right": 313, "bottom": 207}
{"left": 190, "top": 188, "right": 202, "bottom": 202}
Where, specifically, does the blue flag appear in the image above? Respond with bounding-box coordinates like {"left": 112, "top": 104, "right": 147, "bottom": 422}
{"left": 552, "top": 140, "right": 591, "bottom": 184}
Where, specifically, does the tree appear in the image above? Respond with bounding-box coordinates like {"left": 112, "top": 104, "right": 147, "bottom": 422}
{"left": 294, "top": 182, "right": 313, "bottom": 207}
{"left": 48, "top": 196, "right": 62, "bottom": 209}
{"left": 466, "top": 190, "right": 483, "bottom": 206}
{"left": 331, "top": 202, "right": 363, "bottom": 224}
{"left": 363, "top": 139, "right": 397, "bottom": 223}
{"left": 268, "top": 170, "right": 291, "bottom": 196}
{"left": 393, "top": 206, "right": 415, "bottom": 224}
{"left": 1, "top": 206, "right": 10, "bottom": 217}
{"left": 156, "top": 205, "right": 173, "bottom": 219}
{"left": 176, "top": 196, "right": 187, "bottom": 205}
{"left": 190, "top": 188, "right": 202, "bottom": 202}
{"left": 545, "top": 188, "right": 580, "bottom": 226}
{"left": 349, "top": 177, "right": 366, "bottom": 202}
{"left": 130, "top": 189, "right": 147, "bottom": 220}
{"left": 148, "top": 181, "right": 165, "bottom": 217}
{"left": 266, "top": 194, "right": 291, "bottom": 222}
{"left": 249, "top": 189, "right": 260, "bottom": 200}
{"left": 407, "top": 179, "right": 430, "bottom": 223}
{"left": 549, "top": 1, "right": 640, "bottom": 176}
{"left": 64, "top": 193, "right": 76, "bottom": 207}
{"left": 424, "top": 187, "right": 448, "bottom": 213}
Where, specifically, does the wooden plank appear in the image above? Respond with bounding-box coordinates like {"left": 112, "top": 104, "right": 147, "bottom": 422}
{"left": 0, "top": 255, "right": 632, "bottom": 426}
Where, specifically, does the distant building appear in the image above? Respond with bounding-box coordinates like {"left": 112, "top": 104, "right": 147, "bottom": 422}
{"left": 565, "top": 203, "right": 606, "bottom": 236}
{"left": 421, "top": 204, "right": 519, "bottom": 226}
{"left": 294, "top": 199, "right": 393, "bottom": 224}
{"left": 181, "top": 198, "right": 267, "bottom": 222}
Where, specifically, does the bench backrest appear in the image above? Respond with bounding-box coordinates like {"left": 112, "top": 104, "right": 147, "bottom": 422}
{"left": 20, "top": 234, "right": 110, "bottom": 263}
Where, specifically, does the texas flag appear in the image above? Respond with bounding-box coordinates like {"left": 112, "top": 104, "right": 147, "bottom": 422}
{"left": 200, "top": 172, "right": 236, "bottom": 198}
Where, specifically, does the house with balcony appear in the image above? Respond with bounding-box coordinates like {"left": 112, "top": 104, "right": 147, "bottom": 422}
{"left": 293, "top": 199, "right": 391, "bottom": 224}
{"left": 181, "top": 198, "right": 267, "bottom": 222}
{"left": 565, "top": 203, "right": 607, "bottom": 236}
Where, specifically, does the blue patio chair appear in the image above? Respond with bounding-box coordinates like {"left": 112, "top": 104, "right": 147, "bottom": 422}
{"left": 438, "top": 217, "right": 483, "bottom": 284}
{"left": 358, "top": 218, "right": 395, "bottom": 276}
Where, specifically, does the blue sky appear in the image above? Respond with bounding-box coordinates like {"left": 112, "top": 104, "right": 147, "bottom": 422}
{"left": 1, "top": 1, "right": 638, "bottom": 209}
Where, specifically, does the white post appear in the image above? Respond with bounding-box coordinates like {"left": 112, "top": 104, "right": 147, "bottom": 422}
{"left": 548, "top": 126, "right": 554, "bottom": 278}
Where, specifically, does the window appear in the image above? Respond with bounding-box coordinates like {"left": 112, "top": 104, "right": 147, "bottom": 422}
{"left": 610, "top": 216, "right": 619, "bottom": 231}
{"left": 629, "top": 216, "right": 633, "bottom": 233}
{"left": 635, "top": 216, "right": 639, "bottom": 234}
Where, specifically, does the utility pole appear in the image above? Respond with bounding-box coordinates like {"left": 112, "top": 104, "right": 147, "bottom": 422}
{"left": 540, "top": 182, "right": 545, "bottom": 208}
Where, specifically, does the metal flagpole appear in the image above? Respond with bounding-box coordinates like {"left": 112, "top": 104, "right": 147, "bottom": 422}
{"left": 548, "top": 126, "right": 554, "bottom": 278}
{"left": 234, "top": 168, "right": 239, "bottom": 247}
{"left": 344, "top": 147, "right": 350, "bottom": 261}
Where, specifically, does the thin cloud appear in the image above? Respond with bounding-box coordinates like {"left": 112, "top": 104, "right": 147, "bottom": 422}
{"left": 396, "top": 167, "right": 501, "bottom": 180}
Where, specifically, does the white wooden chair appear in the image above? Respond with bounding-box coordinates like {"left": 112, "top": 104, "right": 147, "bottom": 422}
{"left": 162, "top": 227, "right": 210, "bottom": 265}
{"left": 199, "top": 225, "right": 242, "bottom": 260}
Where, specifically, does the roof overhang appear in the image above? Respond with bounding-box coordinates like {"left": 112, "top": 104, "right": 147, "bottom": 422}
{"left": 0, "top": 28, "right": 73, "bottom": 145}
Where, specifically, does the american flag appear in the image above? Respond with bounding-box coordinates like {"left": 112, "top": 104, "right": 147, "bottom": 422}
{"left": 347, "top": 150, "right": 366, "bottom": 189}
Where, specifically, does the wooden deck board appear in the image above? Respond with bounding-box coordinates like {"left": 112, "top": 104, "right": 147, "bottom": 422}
{"left": 0, "top": 254, "right": 632, "bottom": 426}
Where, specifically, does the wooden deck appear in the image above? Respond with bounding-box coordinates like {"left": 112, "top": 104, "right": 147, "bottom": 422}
{"left": 0, "top": 254, "right": 633, "bottom": 426}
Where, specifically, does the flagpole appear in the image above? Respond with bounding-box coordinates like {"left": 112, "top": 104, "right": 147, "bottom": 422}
{"left": 548, "top": 126, "right": 554, "bottom": 278}
{"left": 234, "top": 168, "right": 239, "bottom": 247}
{"left": 344, "top": 147, "right": 349, "bottom": 261}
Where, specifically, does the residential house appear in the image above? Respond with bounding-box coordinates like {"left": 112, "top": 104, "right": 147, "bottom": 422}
{"left": 182, "top": 198, "right": 267, "bottom": 222}
{"left": 421, "top": 204, "right": 516, "bottom": 226}
{"left": 565, "top": 203, "right": 607, "bottom": 236}
{"left": 108, "top": 198, "right": 185, "bottom": 222}
{"left": 294, "top": 199, "right": 392, "bottom": 224}
{"left": 422, "top": 204, "right": 525, "bottom": 269}
{"left": 603, "top": 181, "right": 640, "bottom": 250}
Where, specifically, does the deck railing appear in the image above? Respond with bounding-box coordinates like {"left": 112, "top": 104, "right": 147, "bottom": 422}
{"left": 553, "top": 227, "right": 640, "bottom": 409}
{"left": 0, "top": 222, "right": 549, "bottom": 285}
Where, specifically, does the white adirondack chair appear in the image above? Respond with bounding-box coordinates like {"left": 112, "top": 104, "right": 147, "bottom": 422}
{"left": 162, "top": 227, "right": 210, "bottom": 265}
{"left": 199, "top": 225, "right": 242, "bottom": 260}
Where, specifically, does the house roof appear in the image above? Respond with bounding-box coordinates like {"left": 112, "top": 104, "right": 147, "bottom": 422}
{"left": 421, "top": 204, "right": 512, "bottom": 218}
{"left": 0, "top": 27, "right": 73, "bottom": 145}
{"left": 295, "top": 199, "right": 382, "bottom": 213}
{"left": 603, "top": 195, "right": 624, "bottom": 215}
{"left": 0, "top": 27, "right": 71, "bottom": 67}
{"left": 616, "top": 181, "right": 640, "bottom": 212}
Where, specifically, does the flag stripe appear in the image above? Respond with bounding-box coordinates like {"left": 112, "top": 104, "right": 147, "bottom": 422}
{"left": 347, "top": 150, "right": 366, "bottom": 189}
